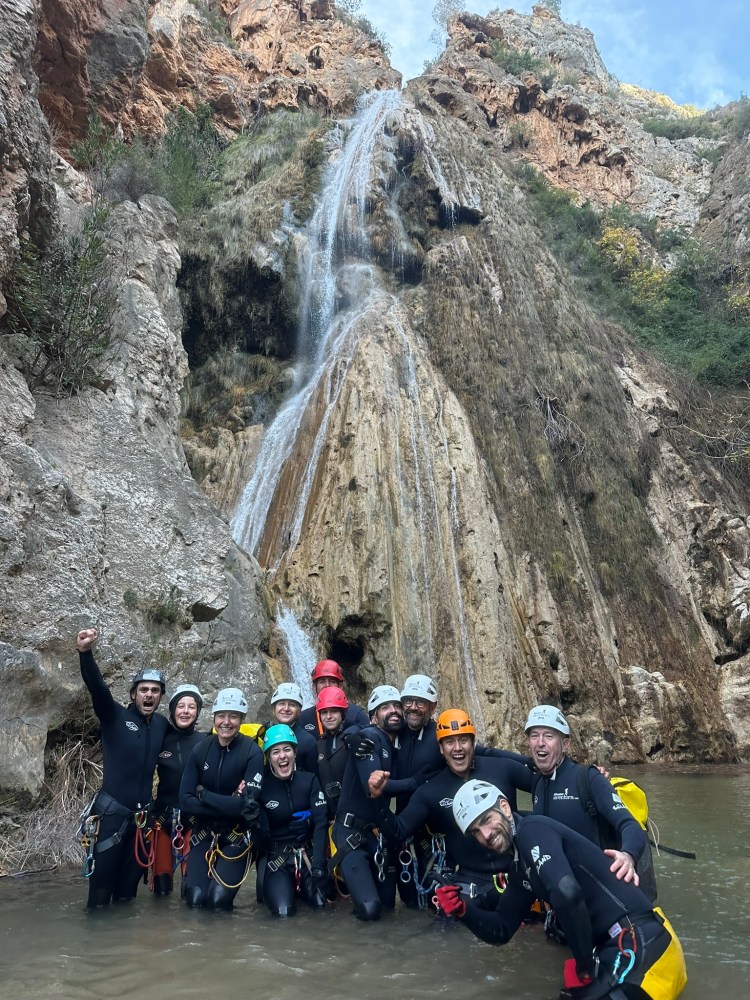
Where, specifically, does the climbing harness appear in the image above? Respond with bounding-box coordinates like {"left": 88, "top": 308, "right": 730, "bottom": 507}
{"left": 133, "top": 808, "right": 155, "bottom": 879}
{"left": 79, "top": 814, "right": 100, "bottom": 878}
{"left": 373, "top": 832, "right": 387, "bottom": 883}
{"left": 399, "top": 840, "right": 419, "bottom": 885}
{"left": 205, "top": 828, "right": 254, "bottom": 890}
{"left": 611, "top": 922, "right": 638, "bottom": 986}
{"left": 171, "top": 808, "right": 187, "bottom": 870}
{"left": 414, "top": 833, "right": 446, "bottom": 909}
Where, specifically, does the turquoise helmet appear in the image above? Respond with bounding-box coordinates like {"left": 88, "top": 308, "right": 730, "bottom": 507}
{"left": 263, "top": 724, "right": 298, "bottom": 753}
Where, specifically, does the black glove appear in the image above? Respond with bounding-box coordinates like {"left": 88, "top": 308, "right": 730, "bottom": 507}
{"left": 344, "top": 732, "right": 376, "bottom": 760}
{"left": 240, "top": 792, "right": 261, "bottom": 827}
{"left": 310, "top": 865, "right": 330, "bottom": 896}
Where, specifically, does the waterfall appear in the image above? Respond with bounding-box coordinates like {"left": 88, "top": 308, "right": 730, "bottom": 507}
{"left": 398, "top": 320, "right": 485, "bottom": 735}
{"left": 275, "top": 604, "right": 317, "bottom": 708}
{"left": 231, "top": 90, "right": 402, "bottom": 557}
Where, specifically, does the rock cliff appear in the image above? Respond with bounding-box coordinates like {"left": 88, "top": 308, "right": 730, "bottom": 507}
{"left": 1, "top": 0, "right": 749, "bottom": 843}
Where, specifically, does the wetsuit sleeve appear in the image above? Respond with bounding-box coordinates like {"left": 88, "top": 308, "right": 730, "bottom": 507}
{"left": 587, "top": 768, "right": 646, "bottom": 861}
{"left": 374, "top": 783, "right": 430, "bottom": 841}
{"left": 501, "top": 755, "right": 535, "bottom": 794}
{"left": 241, "top": 743, "right": 264, "bottom": 798}
{"left": 179, "top": 744, "right": 209, "bottom": 816}
{"left": 517, "top": 817, "right": 595, "bottom": 972}
{"left": 200, "top": 742, "right": 264, "bottom": 817}
{"left": 460, "top": 870, "right": 532, "bottom": 945}
{"left": 79, "top": 649, "right": 118, "bottom": 725}
{"left": 309, "top": 774, "right": 328, "bottom": 866}
{"left": 475, "top": 746, "right": 534, "bottom": 769}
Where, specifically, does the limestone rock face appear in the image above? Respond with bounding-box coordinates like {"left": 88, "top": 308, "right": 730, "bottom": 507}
{"left": 432, "top": 9, "right": 714, "bottom": 228}
{"left": 35, "top": 0, "right": 401, "bottom": 147}
{"left": 222, "top": 87, "right": 739, "bottom": 762}
{"left": 0, "top": 191, "right": 270, "bottom": 801}
{"left": 0, "top": 1, "right": 57, "bottom": 316}
{"left": 699, "top": 126, "right": 750, "bottom": 266}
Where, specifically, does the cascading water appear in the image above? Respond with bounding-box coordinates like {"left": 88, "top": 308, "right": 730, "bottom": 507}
{"left": 231, "top": 90, "right": 403, "bottom": 558}
{"left": 275, "top": 604, "right": 317, "bottom": 707}
{"left": 229, "top": 89, "right": 485, "bottom": 724}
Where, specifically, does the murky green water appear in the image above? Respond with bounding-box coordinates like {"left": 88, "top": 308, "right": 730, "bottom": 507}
{"left": 1, "top": 767, "right": 747, "bottom": 998}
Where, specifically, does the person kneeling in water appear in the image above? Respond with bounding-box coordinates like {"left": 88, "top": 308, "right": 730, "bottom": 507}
{"left": 244, "top": 725, "right": 329, "bottom": 916}
{"left": 432, "top": 779, "right": 687, "bottom": 1000}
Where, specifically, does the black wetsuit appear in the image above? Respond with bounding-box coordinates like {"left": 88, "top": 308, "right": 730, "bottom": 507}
{"left": 390, "top": 720, "right": 443, "bottom": 905}
{"left": 532, "top": 757, "right": 648, "bottom": 891}
{"left": 316, "top": 726, "right": 349, "bottom": 820}
{"left": 456, "top": 814, "right": 685, "bottom": 1000}
{"left": 155, "top": 723, "right": 205, "bottom": 818}
{"left": 299, "top": 701, "right": 369, "bottom": 738}
{"left": 254, "top": 769, "right": 328, "bottom": 916}
{"left": 152, "top": 721, "right": 205, "bottom": 894}
{"left": 79, "top": 649, "right": 168, "bottom": 908}
{"left": 331, "top": 724, "right": 415, "bottom": 921}
{"left": 378, "top": 755, "right": 534, "bottom": 899}
{"left": 179, "top": 733, "right": 264, "bottom": 909}
{"left": 291, "top": 722, "right": 318, "bottom": 773}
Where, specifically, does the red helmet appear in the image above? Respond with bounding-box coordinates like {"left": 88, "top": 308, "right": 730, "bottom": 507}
{"left": 316, "top": 687, "right": 349, "bottom": 712}
{"left": 311, "top": 659, "right": 344, "bottom": 683}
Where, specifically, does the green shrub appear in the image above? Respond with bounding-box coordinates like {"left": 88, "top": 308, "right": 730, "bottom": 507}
{"left": 730, "top": 96, "right": 750, "bottom": 138}
{"left": 490, "top": 40, "right": 552, "bottom": 79}
{"left": 642, "top": 115, "right": 720, "bottom": 140}
{"left": 2, "top": 205, "right": 120, "bottom": 395}
{"left": 113, "top": 105, "right": 224, "bottom": 220}
{"left": 515, "top": 164, "right": 750, "bottom": 390}
{"left": 145, "top": 585, "right": 185, "bottom": 627}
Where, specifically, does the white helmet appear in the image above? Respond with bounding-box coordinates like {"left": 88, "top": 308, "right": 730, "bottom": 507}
{"left": 453, "top": 779, "right": 507, "bottom": 834}
{"left": 212, "top": 688, "right": 248, "bottom": 715}
{"left": 368, "top": 684, "right": 402, "bottom": 713}
{"left": 400, "top": 674, "right": 438, "bottom": 703}
{"left": 271, "top": 682, "right": 303, "bottom": 706}
{"left": 524, "top": 704, "right": 570, "bottom": 736}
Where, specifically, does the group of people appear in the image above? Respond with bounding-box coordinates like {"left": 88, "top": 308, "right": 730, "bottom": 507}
{"left": 75, "top": 627, "right": 687, "bottom": 1000}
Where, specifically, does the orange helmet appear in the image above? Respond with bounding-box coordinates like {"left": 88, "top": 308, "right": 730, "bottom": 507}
{"left": 436, "top": 709, "right": 476, "bottom": 741}
{"left": 316, "top": 687, "right": 349, "bottom": 712}
{"left": 311, "top": 659, "right": 344, "bottom": 683}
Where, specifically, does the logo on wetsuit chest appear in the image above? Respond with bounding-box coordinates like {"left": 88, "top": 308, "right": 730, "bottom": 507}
{"left": 305, "top": 724, "right": 315, "bottom": 731}
{"left": 439, "top": 797, "right": 454, "bottom": 808}
{"left": 552, "top": 788, "right": 577, "bottom": 801}
{"left": 530, "top": 845, "right": 551, "bottom": 872}
{"left": 125, "top": 721, "right": 139, "bottom": 732}
{"left": 203, "top": 762, "right": 210, "bottom": 770}
{"left": 266, "top": 800, "right": 279, "bottom": 809}
{"left": 611, "top": 793, "right": 625, "bottom": 811}
{"left": 159, "top": 751, "right": 172, "bottom": 758}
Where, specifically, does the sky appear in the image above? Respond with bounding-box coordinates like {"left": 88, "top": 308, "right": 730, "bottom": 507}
{"left": 358, "top": 1, "right": 749, "bottom": 109}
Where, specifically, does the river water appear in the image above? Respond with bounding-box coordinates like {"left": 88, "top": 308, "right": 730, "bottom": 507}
{"left": 1, "top": 767, "right": 747, "bottom": 999}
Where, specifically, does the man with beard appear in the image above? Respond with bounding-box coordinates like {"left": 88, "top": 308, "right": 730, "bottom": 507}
{"left": 75, "top": 627, "right": 169, "bottom": 908}
{"left": 329, "top": 685, "right": 419, "bottom": 920}
{"left": 367, "top": 708, "right": 534, "bottom": 905}
{"left": 436, "top": 780, "right": 686, "bottom": 1000}
{"left": 390, "top": 674, "right": 441, "bottom": 904}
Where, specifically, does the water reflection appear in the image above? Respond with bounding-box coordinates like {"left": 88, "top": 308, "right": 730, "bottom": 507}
{"left": 1, "top": 768, "right": 747, "bottom": 998}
